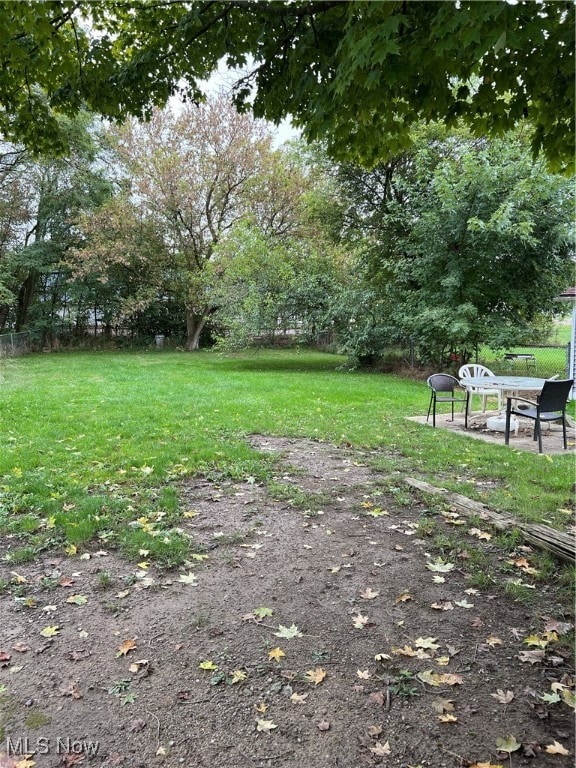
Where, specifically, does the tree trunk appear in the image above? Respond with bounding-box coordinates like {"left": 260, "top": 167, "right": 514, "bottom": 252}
{"left": 186, "top": 309, "right": 208, "bottom": 351}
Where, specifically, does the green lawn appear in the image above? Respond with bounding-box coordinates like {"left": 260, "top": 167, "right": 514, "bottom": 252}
{"left": 0, "top": 349, "right": 573, "bottom": 565}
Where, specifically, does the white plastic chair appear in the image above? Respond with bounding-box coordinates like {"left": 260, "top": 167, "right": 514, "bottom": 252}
{"left": 458, "top": 364, "right": 502, "bottom": 413}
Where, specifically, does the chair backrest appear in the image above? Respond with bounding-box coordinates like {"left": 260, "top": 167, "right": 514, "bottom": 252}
{"left": 427, "top": 373, "right": 459, "bottom": 393}
{"left": 458, "top": 364, "right": 494, "bottom": 380}
{"left": 537, "top": 379, "right": 574, "bottom": 412}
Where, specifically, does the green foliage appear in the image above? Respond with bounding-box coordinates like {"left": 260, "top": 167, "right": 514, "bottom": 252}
{"left": 335, "top": 126, "right": 574, "bottom": 366}
{"left": 0, "top": 2, "right": 572, "bottom": 169}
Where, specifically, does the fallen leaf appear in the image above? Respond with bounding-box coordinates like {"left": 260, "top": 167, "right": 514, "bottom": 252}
{"left": 274, "top": 624, "right": 302, "bottom": 639}
{"left": 316, "top": 720, "right": 330, "bottom": 731}
{"left": 268, "top": 647, "right": 285, "bottom": 662}
{"left": 11, "top": 643, "right": 29, "bottom": 653}
{"left": 544, "top": 740, "right": 571, "bottom": 755}
{"left": 431, "top": 601, "right": 454, "bottom": 611}
{"left": 518, "top": 649, "right": 545, "bottom": 665}
{"left": 491, "top": 689, "right": 514, "bottom": 704}
{"left": 485, "top": 635, "right": 502, "bottom": 647}
{"left": 116, "top": 638, "right": 137, "bottom": 657}
{"left": 356, "top": 669, "right": 371, "bottom": 679}
{"left": 59, "top": 680, "right": 83, "bottom": 699}
{"left": 454, "top": 599, "right": 474, "bottom": 608}
{"left": 367, "top": 725, "right": 383, "bottom": 737}
{"left": 395, "top": 591, "right": 413, "bottom": 603}
{"left": 14, "top": 758, "right": 36, "bottom": 768}
{"left": 426, "top": 559, "right": 455, "bottom": 573}
{"left": 431, "top": 697, "right": 454, "bottom": 713}
{"left": 253, "top": 606, "right": 273, "bottom": 619}
{"left": 369, "top": 741, "right": 391, "bottom": 756}
{"left": 351, "top": 613, "right": 369, "bottom": 629}
{"left": 255, "top": 718, "right": 277, "bottom": 733}
{"left": 198, "top": 660, "right": 218, "bottom": 671}
{"left": 469, "top": 527, "right": 492, "bottom": 540}
{"left": 304, "top": 667, "right": 326, "bottom": 685}
{"left": 290, "top": 692, "right": 308, "bottom": 704}
{"left": 469, "top": 763, "right": 504, "bottom": 768}
{"left": 66, "top": 594, "right": 88, "bottom": 606}
{"left": 415, "top": 637, "right": 440, "bottom": 650}
{"left": 360, "top": 588, "right": 379, "bottom": 600}
{"left": 40, "top": 626, "right": 59, "bottom": 638}
{"left": 523, "top": 634, "right": 548, "bottom": 648}
{"left": 178, "top": 572, "right": 198, "bottom": 585}
{"left": 230, "top": 669, "right": 247, "bottom": 684}
{"left": 254, "top": 701, "right": 268, "bottom": 713}
{"left": 495, "top": 735, "right": 521, "bottom": 753}
{"left": 438, "top": 713, "right": 458, "bottom": 722}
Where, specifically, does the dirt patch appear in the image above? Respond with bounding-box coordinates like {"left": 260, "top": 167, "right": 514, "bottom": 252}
{"left": 0, "top": 436, "right": 574, "bottom": 768}
{"left": 408, "top": 413, "right": 576, "bottom": 455}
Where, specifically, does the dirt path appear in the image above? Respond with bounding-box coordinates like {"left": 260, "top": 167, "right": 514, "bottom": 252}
{"left": 0, "top": 436, "right": 574, "bottom": 768}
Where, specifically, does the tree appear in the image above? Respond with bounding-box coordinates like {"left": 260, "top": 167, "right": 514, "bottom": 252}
{"left": 72, "top": 96, "right": 309, "bottom": 349}
{"left": 0, "top": 114, "right": 112, "bottom": 341}
{"left": 335, "top": 126, "right": 575, "bottom": 366}
{"left": 0, "top": 2, "right": 573, "bottom": 171}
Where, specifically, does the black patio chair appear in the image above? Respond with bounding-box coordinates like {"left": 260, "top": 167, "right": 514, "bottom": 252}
{"left": 504, "top": 378, "right": 574, "bottom": 453}
{"left": 426, "top": 373, "right": 470, "bottom": 428}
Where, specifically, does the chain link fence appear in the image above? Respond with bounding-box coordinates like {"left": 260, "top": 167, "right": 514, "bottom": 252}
{"left": 481, "top": 344, "right": 570, "bottom": 380}
{"left": 0, "top": 331, "right": 31, "bottom": 357}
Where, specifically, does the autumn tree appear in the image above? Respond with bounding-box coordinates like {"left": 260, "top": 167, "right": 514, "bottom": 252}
{"left": 0, "top": 2, "right": 573, "bottom": 171}
{"left": 72, "top": 95, "right": 309, "bottom": 349}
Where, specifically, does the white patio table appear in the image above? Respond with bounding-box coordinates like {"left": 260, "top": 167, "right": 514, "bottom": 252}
{"left": 460, "top": 376, "right": 548, "bottom": 425}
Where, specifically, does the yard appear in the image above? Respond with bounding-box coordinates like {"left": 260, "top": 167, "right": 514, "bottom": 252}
{"left": 0, "top": 350, "right": 574, "bottom": 767}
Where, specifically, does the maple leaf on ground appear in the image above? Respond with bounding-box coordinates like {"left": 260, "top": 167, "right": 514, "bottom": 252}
{"left": 426, "top": 559, "right": 455, "bottom": 573}
{"left": 360, "top": 588, "right": 379, "bottom": 600}
{"left": 543, "top": 618, "right": 573, "bottom": 635}
{"left": 230, "top": 669, "right": 247, "bottom": 684}
{"left": 59, "top": 680, "right": 83, "bottom": 699}
{"left": 14, "top": 759, "right": 37, "bottom": 768}
{"left": 431, "top": 601, "right": 454, "bottom": 611}
{"left": 495, "top": 735, "right": 521, "bottom": 754}
{"left": 485, "top": 635, "right": 502, "bottom": 647}
{"left": 395, "top": 591, "right": 412, "bottom": 603}
{"left": 518, "top": 649, "right": 545, "bottom": 665}
{"left": 415, "top": 637, "right": 440, "bottom": 650}
{"left": 356, "top": 669, "right": 371, "bottom": 679}
{"left": 274, "top": 624, "right": 302, "bottom": 639}
{"left": 545, "top": 740, "right": 571, "bottom": 755}
{"left": 491, "top": 689, "right": 514, "bottom": 704}
{"left": 268, "top": 647, "right": 285, "bottom": 662}
{"left": 116, "top": 638, "right": 137, "bottom": 657}
{"left": 431, "top": 697, "right": 454, "bottom": 713}
{"left": 253, "top": 606, "right": 273, "bottom": 619}
{"left": 369, "top": 741, "right": 391, "bottom": 756}
{"left": 469, "top": 764, "right": 504, "bottom": 768}
{"left": 198, "top": 660, "right": 218, "bottom": 671}
{"left": 352, "top": 613, "right": 369, "bottom": 629}
{"left": 66, "top": 594, "right": 88, "bottom": 605}
{"left": 438, "top": 713, "right": 458, "bottom": 722}
{"left": 255, "top": 718, "right": 277, "bottom": 733}
{"left": 367, "top": 725, "right": 383, "bottom": 737}
{"left": 469, "top": 527, "right": 492, "bottom": 540}
{"left": 290, "top": 692, "right": 308, "bottom": 704}
{"left": 178, "top": 572, "right": 198, "bottom": 585}
{"left": 304, "top": 667, "right": 326, "bottom": 685}
{"left": 316, "top": 720, "right": 330, "bottom": 731}
{"left": 40, "top": 626, "right": 59, "bottom": 638}
{"left": 523, "top": 634, "right": 548, "bottom": 648}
